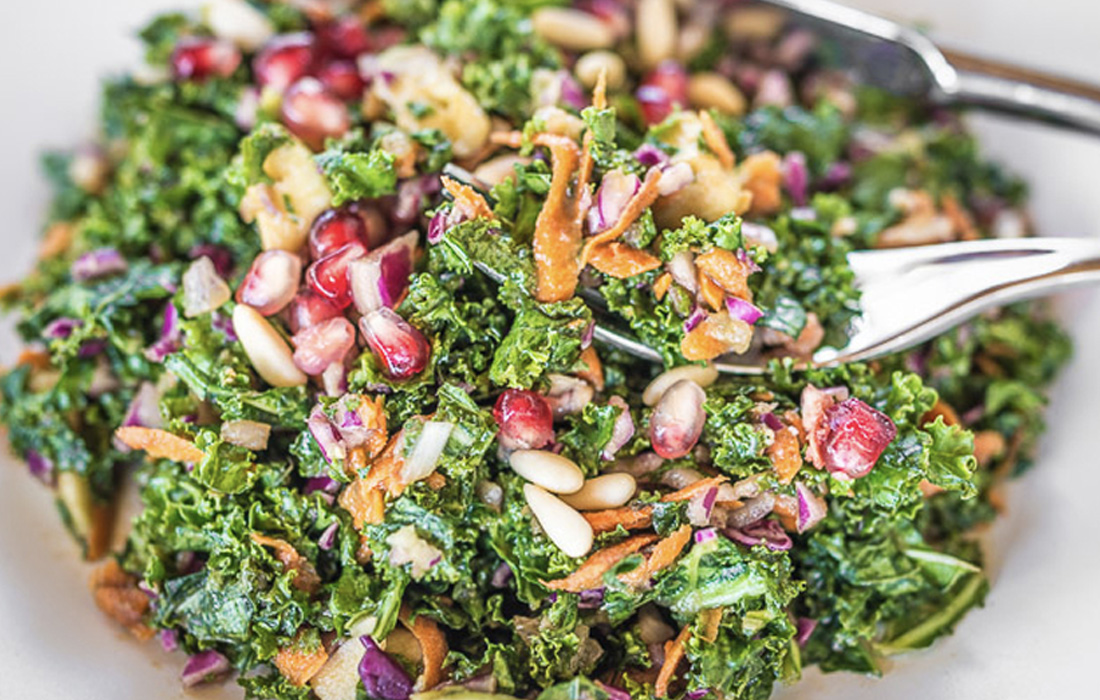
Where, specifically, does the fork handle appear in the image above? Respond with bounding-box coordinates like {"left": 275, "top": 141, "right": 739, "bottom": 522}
{"left": 938, "top": 49, "right": 1100, "bottom": 136}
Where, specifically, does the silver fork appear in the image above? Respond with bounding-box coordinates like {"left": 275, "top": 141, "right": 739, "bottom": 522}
{"left": 762, "top": 0, "right": 1100, "bottom": 135}
{"left": 476, "top": 238, "right": 1100, "bottom": 374}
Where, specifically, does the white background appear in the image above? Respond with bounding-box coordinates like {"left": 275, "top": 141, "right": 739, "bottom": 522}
{"left": 0, "top": 1, "right": 1097, "bottom": 698}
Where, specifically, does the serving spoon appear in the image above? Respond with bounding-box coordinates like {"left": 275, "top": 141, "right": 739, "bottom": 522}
{"left": 477, "top": 237, "right": 1100, "bottom": 374}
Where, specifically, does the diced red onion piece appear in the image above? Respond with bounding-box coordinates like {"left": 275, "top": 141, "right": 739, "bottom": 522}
{"left": 122, "top": 381, "right": 164, "bottom": 430}
{"left": 694, "top": 527, "right": 718, "bottom": 544}
{"left": 43, "top": 317, "right": 83, "bottom": 340}
{"left": 601, "top": 396, "right": 635, "bottom": 460}
{"left": 318, "top": 521, "right": 340, "bottom": 551}
{"left": 358, "top": 636, "right": 414, "bottom": 700}
{"left": 181, "top": 650, "right": 231, "bottom": 688}
{"left": 726, "top": 297, "right": 764, "bottom": 325}
{"left": 349, "top": 231, "right": 417, "bottom": 315}
{"left": 649, "top": 379, "right": 706, "bottom": 460}
{"left": 291, "top": 317, "right": 356, "bottom": 376}
{"left": 683, "top": 306, "right": 707, "bottom": 333}
{"left": 308, "top": 406, "right": 347, "bottom": 464}
{"left": 144, "top": 302, "right": 181, "bottom": 363}
{"left": 795, "top": 617, "right": 818, "bottom": 646}
{"left": 634, "top": 143, "right": 670, "bottom": 168}
{"left": 359, "top": 307, "right": 431, "bottom": 380}
{"left": 783, "top": 151, "right": 809, "bottom": 206}
{"left": 401, "top": 420, "right": 455, "bottom": 484}
{"left": 726, "top": 492, "right": 776, "bottom": 529}
{"left": 761, "top": 412, "right": 784, "bottom": 432}
{"left": 159, "top": 629, "right": 179, "bottom": 653}
{"left": 304, "top": 475, "right": 341, "bottom": 495}
{"left": 657, "top": 161, "right": 694, "bottom": 196}
{"left": 491, "top": 562, "right": 513, "bottom": 588}
{"left": 71, "top": 248, "right": 127, "bottom": 282}
{"left": 755, "top": 69, "right": 793, "bottom": 108}
{"left": 725, "top": 518, "right": 792, "bottom": 551}
{"left": 588, "top": 169, "right": 641, "bottom": 235}
{"left": 188, "top": 244, "right": 234, "bottom": 278}
{"left": 795, "top": 481, "right": 828, "bottom": 533}
{"left": 25, "top": 449, "right": 55, "bottom": 486}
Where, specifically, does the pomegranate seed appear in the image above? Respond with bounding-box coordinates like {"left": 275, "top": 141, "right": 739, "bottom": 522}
{"left": 309, "top": 208, "right": 368, "bottom": 261}
{"left": 494, "top": 390, "right": 555, "bottom": 451}
{"left": 287, "top": 290, "right": 342, "bottom": 334}
{"left": 253, "top": 33, "right": 315, "bottom": 92}
{"left": 235, "top": 250, "right": 303, "bottom": 316}
{"left": 291, "top": 317, "right": 357, "bottom": 376}
{"left": 281, "top": 77, "right": 351, "bottom": 150}
{"left": 370, "top": 27, "right": 407, "bottom": 53}
{"left": 318, "top": 60, "right": 367, "bottom": 101}
{"left": 359, "top": 308, "right": 431, "bottom": 381}
{"left": 170, "top": 38, "right": 241, "bottom": 82}
{"left": 821, "top": 398, "right": 897, "bottom": 479}
{"left": 637, "top": 60, "right": 688, "bottom": 125}
{"left": 315, "top": 17, "right": 372, "bottom": 59}
{"left": 649, "top": 379, "right": 706, "bottom": 460}
{"left": 306, "top": 241, "right": 366, "bottom": 309}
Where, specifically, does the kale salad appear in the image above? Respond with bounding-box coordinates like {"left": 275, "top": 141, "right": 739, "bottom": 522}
{"left": 0, "top": 1, "right": 1071, "bottom": 699}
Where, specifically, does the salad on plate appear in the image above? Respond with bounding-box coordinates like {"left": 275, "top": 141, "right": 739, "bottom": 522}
{"left": 0, "top": 1, "right": 1072, "bottom": 699}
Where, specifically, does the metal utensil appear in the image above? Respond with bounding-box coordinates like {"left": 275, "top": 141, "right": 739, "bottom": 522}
{"left": 477, "top": 237, "right": 1100, "bottom": 374}
{"left": 761, "top": 0, "right": 1100, "bottom": 135}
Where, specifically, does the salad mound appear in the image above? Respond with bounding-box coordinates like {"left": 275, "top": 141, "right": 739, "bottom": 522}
{"left": 0, "top": 1, "right": 1071, "bottom": 699}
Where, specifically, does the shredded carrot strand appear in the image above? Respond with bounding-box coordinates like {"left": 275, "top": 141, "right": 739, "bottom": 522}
{"left": 251, "top": 533, "right": 321, "bottom": 593}
{"left": 400, "top": 608, "right": 449, "bottom": 691}
{"left": 699, "top": 111, "right": 735, "bottom": 170}
{"left": 582, "top": 506, "right": 655, "bottom": 534}
{"left": 544, "top": 534, "right": 659, "bottom": 592}
{"left": 767, "top": 426, "right": 804, "bottom": 485}
{"left": 442, "top": 176, "right": 495, "bottom": 221}
{"left": 490, "top": 131, "right": 524, "bottom": 148}
{"left": 619, "top": 524, "right": 692, "bottom": 588}
{"left": 529, "top": 133, "right": 584, "bottom": 303}
{"left": 653, "top": 272, "right": 672, "bottom": 300}
{"left": 576, "top": 346, "right": 605, "bottom": 392}
{"left": 275, "top": 629, "right": 329, "bottom": 687}
{"left": 586, "top": 241, "right": 663, "bottom": 279}
{"left": 593, "top": 70, "right": 608, "bottom": 110}
{"left": 655, "top": 624, "right": 692, "bottom": 698}
{"left": 581, "top": 167, "right": 663, "bottom": 266}
{"left": 661, "top": 476, "right": 729, "bottom": 503}
{"left": 698, "top": 608, "right": 724, "bottom": 644}
{"left": 114, "top": 427, "right": 205, "bottom": 463}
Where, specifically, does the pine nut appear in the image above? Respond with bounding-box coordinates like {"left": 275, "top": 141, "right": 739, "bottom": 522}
{"left": 232, "top": 304, "right": 308, "bottom": 388}
{"left": 561, "top": 473, "right": 637, "bottom": 511}
{"left": 575, "top": 51, "right": 627, "bottom": 90}
{"left": 524, "top": 484, "right": 594, "bottom": 558}
{"left": 724, "top": 6, "right": 786, "bottom": 42}
{"left": 532, "top": 8, "right": 616, "bottom": 52}
{"left": 637, "top": 0, "right": 678, "bottom": 70}
{"left": 509, "top": 450, "right": 585, "bottom": 495}
{"left": 643, "top": 363, "right": 718, "bottom": 406}
{"left": 688, "top": 72, "right": 747, "bottom": 115}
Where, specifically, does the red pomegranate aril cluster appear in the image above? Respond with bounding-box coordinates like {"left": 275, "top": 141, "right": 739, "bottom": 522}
{"left": 287, "top": 290, "right": 342, "bottom": 334}
{"left": 637, "top": 61, "right": 689, "bottom": 125}
{"left": 359, "top": 308, "right": 431, "bottom": 380}
{"left": 236, "top": 250, "right": 302, "bottom": 316}
{"left": 253, "top": 33, "right": 315, "bottom": 92}
{"left": 821, "top": 398, "right": 898, "bottom": 479}
{"left": 318, "top": 61, "right": 367, "bottom": 101}
{"left": 309, "top": 208, "right": 369, "bottom": 260}
{"left": 170, "top": 38, "right": 241, "bottom": 82}
{"left": 292, "top": 317, "right": 357, "bottom": 376}
{"left": 494, "top": 390, "right": 555, "bottom": 452}
{"left": 281, "top": 78, "right": 351, "bottom": 150}
{"left": 315, "top": 17, "right": 373, "bottom": 59}
{"left": 306, "top": 241, "right": 367, "bottom": 309}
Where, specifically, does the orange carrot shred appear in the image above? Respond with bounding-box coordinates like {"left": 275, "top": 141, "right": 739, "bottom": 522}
{"left": 586, "top": 241, "right": 664, "bottom": 279}
{"left": 275, "top": 629, "right": 329, "bottom": 687}
{"left": 593, "top": 70, "right": 608, "bottom": 110}
{"left": 339, "top": 479, "right": 385, "bottom": 529}
{"left": 581, "top": 167, "right": 663, "bottom": 266}
{"left": 697, "top": 273, "right": 725, "bottom": 312}
{"left": 740, "top": 151, "right": 783, "bottom": 216}
{"left": 17, "top": 348, "right": 51, "bottom": 370}
{"left": 923, "top": 399, "right": 960, "bottom": 427}
{"left": 582, "top": 506, "right": 655, "bottom": 534}
{"left": 89, "top": 559, "right": 155, "bottom": 641}
{"left": 544, "top": 534, "right": 659, "bottom": 592}
{"left": 695, "top": 247, "right": 754, "bottom": 301}
{"left": 400, "top": 608, "right": 449, "bottom": 691}
{"left": 699, "top": 111, "right": 735, "bottom": 170}
{"left": 490, "top": 131, "right": 524, "bottom": 148}
{"left": 442, "top": 176, "right": 494, "bottom": 221}
{"left": 619, "top": 524, "right": 692, "bottom": 588}
{"left": 655, "top": 624, "right": 692, "bottom": 698}
{"left": 576, "top": 346, "right": 605, "bottom": 392}
{"left": 653, "top": 272, "right": 672, "bottom": 301}
{"left": 251, "top": 533, "right": 321, "bottom": 593}
{"left": 114, "top": 427, "right": 204, "bottom": 463}
{"left": 661, "top": 476, "right": 729, "bottom": 503}
{"left": 529, "top": 133, "right": 585, "bottom": 303}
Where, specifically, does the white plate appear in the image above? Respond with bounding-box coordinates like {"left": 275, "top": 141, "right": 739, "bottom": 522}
{"left": 1, "top": 2, "right": 1097, "bottom": 698}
